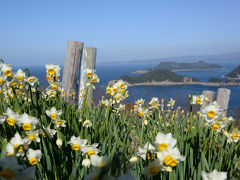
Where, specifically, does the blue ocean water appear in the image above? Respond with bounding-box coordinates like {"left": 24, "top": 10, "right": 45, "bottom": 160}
{"left": 14, "top": 62, "right": 239, "bottom": 110}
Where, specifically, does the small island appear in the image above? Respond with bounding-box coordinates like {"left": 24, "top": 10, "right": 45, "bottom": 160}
{"left": 224, "top": 64, "right": 240, "bottom": 79}
{"left": 121, "top": 69, "right": 240, "bottom": 86}
{"left": 132, "top": 61, "right": 223, "bottom": 74}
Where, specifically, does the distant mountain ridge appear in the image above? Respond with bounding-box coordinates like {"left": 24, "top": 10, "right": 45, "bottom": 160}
{"left": 97, "top": 52, "right": 240, "bottom": 65}
{"left": 150, "top": 61, "right": 223, "bottom": 71}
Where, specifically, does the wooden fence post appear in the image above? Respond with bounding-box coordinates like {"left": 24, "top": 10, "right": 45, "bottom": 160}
{"left": 78, "top": 47, "right": 97, "bottom": 109}
{"left": 62, "top": 40, "right": 84, "bottom": 101}
{"left": 216, "top": 88, "right": 231, "bottom": 117}
{"left": 202, "top": 90, "right": 215, "bottom": 102}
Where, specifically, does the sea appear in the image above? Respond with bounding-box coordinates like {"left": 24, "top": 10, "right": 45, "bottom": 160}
{"left": 13, "top": 62, "right": 239, "bottom": 113}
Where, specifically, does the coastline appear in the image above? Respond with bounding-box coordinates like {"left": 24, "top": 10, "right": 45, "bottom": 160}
{"left": 125, "top": 81, "right": 240, "bottom": 87}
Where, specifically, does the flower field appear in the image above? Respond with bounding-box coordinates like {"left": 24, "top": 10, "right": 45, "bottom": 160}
{"left": 0, "top": 61, "right": 239, "bottom": 180}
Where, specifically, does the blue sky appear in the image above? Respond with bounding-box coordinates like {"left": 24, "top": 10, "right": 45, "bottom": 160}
{"left": 1, "top": 0, "right": 240, "bottom": 66}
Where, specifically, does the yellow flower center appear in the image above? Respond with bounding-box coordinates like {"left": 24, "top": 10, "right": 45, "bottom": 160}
{"left": 6, "top": 117, "right": 15, "bottom": 126}
{"left": 232, "top": 132, "right": 239, "bottom": 140}
{"left": 87, "top": 72, "right": 93, "bottom": 78}
{"left": 29, "top": 157, "right": 38, "bottom": 165}
{"left": 121, "top": 89, "right": 126, "bottom": 94}
{"left": 208, "top": 110, "right": 216, "bottom": 118}
{"left": 101, "top": 102, "right": 105, "bottom": 106}
{"left": 23, "top": 123, "right": 32, "bottom": 130}
{"left": 106, "top": 88, "right": 111, "bottom": 94}
{"left": 6, "top": 153, "right": 14, "bottom": 156}
{"left": 212, "top": 123, "right": 220, "bottom": 130}
{"left": 72, "top": 144, "right": 80, "bottom": 150}
{"left": 5, "top": 70, "right": 12, "bottom": 77}
{"left": 0, "top": 169, "right": 15, "bottom": 179}
{"left": 158, "top": 143, "right": 168, "bottom": 151}
{"left": 121, "top": 106, "right": 124, "bottom": 110}
{"left": 0, "top": 79, "right": 3, "bottom": 85}
{"left": 146, "top": 152, "right": 154, "bottom": 160}
{"left": 52, "top": 85, "right": 58, "bottom": 90}
{"left": 149, "top": 167, "right": 159, "bottom": 176}
{"left": 196, "top": 98, "right": 201, "bottom": 104}
{"left": 13, "top": 144, "right": 23, "bottom": 152}
{"left": 46, "top": 75, "right": 51, "bottom": 81}
{"left": 17, "top": 75, "right": 24, "bottom": 81}
{"left": 164, "top": 155, "right": 174, "bottom": 166}
{"left": 120, "top": 84, "right": 125, "bottom": 89}
{"left": 88, "top": 150, "right": 95, "bottom": 156}
{"left": 116, "top": 95, "right": 121, "bottom": 100}
{"left": 50, "top": 91, "right": 55, "bottom": 96}
{"left": 92, "top": 77, "right": 97, "bottom": 82}
{"left": 138, "top": 111, "right": 144, "bottom": 117}
{"left": 51, "top": 113, "right": 57, "bottom": 119}
{"left": 113, "top": 88, "right": 118, "bottom": 93}
{"left": 42, "top": 132, "right": 46, "bottom": 138}
{"left": 57, "top": 121, "right": 63, "bottom": 126}
{"left": 28, "top": 77, "right": 34, "bottom": 82}
{"left": 170, "top": 159, "right": 178, "bottom": 167}
{"left": 29, "top": 135, "right": 35, "bottom": 140}
{"left": 47, "top": 68, "right": 55, "bottom": 75}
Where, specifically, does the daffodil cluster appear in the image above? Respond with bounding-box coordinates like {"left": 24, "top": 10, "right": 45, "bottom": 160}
{"left": 106, "top": 80, "right": 128, "bottom": 103}
{"left": 137, "top": 132, "right": 185, "bottom": 178}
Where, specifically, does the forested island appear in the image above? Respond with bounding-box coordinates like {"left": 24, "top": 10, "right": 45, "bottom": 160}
{"left": 132, "top": 61, "right": 223, "bottom": 74}
{"left": 121, "top": 69, "right": 240, "bottom": 86}
{"left": 224, "top": 64, "right": 240, "bottom": 79}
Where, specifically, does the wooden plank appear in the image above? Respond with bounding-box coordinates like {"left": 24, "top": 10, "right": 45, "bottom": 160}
{"left": 62, "top": 40, "right": 84, "bottom": 101}
{"left": 216, "top": 88, "right": 231, "bottom": 117}
{"left": 78, "top": 47, "right": 97, "bottom": 109}
{"left": 203, "top": 90, "right": 215, "bottom": 102}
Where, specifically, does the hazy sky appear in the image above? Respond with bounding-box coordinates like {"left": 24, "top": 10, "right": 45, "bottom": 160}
{"left": 1, "top": 0, "right": 240, "bottom": 66}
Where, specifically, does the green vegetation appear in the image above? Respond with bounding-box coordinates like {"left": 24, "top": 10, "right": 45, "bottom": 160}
{"left": 208, "top": 78, "right": 223, "bottom": 83}
{"left": 151, "top": 61, "right": 223, "bottom": 71}
{"left": 226, "top": 64, "right": 240, "bottom": 79}
{"left": 120, "top": 69, "right": 184, "bottom": 83}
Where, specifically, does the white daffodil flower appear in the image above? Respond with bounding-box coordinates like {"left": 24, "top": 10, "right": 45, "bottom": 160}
{"left": 45, "top": 64, "right": 60, "bottom": 76}
{"left": 26, "top": 148, "right": 42, "bottom": 166}
{"left": 14, "top": 69, "right": 26, "bottom": 82}
{"left": 54, "top": 119, "right": 66, "bottom": 128}
{"left": 9, "top": 133, "right": 31, "bottom": 157}
{"left": 1, "top": 64, "right": 12, "bottom": 77}
{"left": 81, "top": 143, "right": 100, "bottom": 157}
{"left": 200, "top": 101, "right": 222, "bottom": 123}
{"left": 143, "top": 159, "right": 161, "bottom": 179}
{"left": 137, "top": 106, "right": 149, "bottom": 118}
{"left": 157, "top": 147, "right": 185, "bottom": 171}
{"left": 138, "top": 142, "right": 156, "bottom": 160}
{"left": 90, "top": 155, "right": 110, "bottom": 168}
{"left": 0, "top": 75, "right": 7, "bottom": 86}
{"left": 68, "top": 136, "right": 88, "bottom": 151}
{"left": 192, "top": 95, "right": 204, "bottom": 105}
{"left": 228, "top": 130, "right": 240, "bottom": 143}
{"left": 46, "top": 89, "right": 57, "bottom": 97}
{"left": 27, "top": 76, "right": 38, "bottom": 86}
{"left": 83, "top": 120, "right": 92, "bottom": 128}
{"left": 46, "top": 107, "right": 62, "bottom": 120}
{"left": 91, "top": 74, "right": 99, "bottom": 83}
{"left": 100, "top": 99, "right": 109, "bottom": 107}
{"left": 4, "top": 107, "right": 20, "bottom": 126}
{"left": 202, "top": 169, "right": 227, "bottom": 180}
{"left": 0, "top": 156, "right": 35, "bottom": 180}
{"left": 18, "top": 113, "right": 39, "bottom": 131}
{"left": 119, "top": 104, "right": 125, "bottom": 111}
{"left": 41, "top": 126, "right": 57, "bottom": 138}
{"left": 167, "top": 98, "right": 175, "bottom": 108}
{"left": 154, "top": 132, "right": 177, "bottom": 152}
{"left": 26, "top": 130, "right": 41, "bottom": 143}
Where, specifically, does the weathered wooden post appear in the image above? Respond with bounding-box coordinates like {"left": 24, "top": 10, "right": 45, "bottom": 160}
{"left": 216, "top": 88, "right": 231, "bottom": 117}
{"left": 202, "top": 90, "right": 215, "bottom": 102}
{"left": 62, "top": 40, "right": 84, "bottom": 101}
{"left": 78, "top": 47, "right": 97, "bottom": 109}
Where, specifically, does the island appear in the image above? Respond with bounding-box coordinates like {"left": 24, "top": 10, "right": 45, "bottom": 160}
{"left": 132, "top": 61, "right": 223, "bottom": 74}
{"left": 120, "top": 69, "right": 240, "bottom": 86}
{"left": 224, "top": 64, "right": 240, "bottom": 79}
